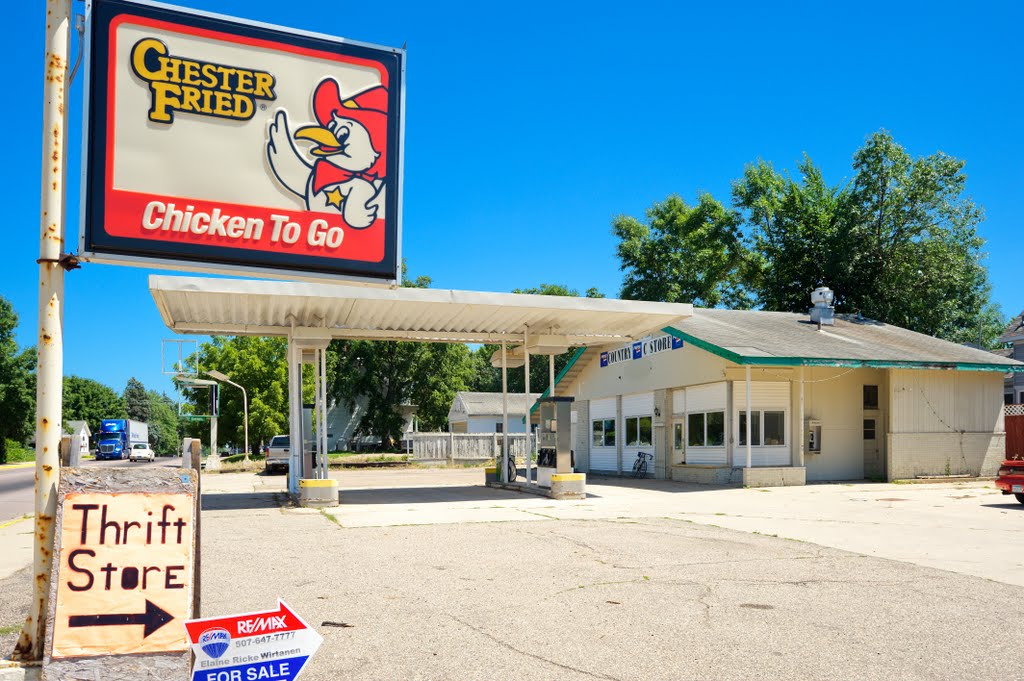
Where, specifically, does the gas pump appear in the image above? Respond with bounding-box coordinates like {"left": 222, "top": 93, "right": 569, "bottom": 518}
{"left": 536, "top": 397, "right": 574, "bottom": 487}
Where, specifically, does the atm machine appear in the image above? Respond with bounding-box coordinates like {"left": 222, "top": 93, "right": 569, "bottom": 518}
{"left": 536, "top": 397, "right": 574, "bottom": 487}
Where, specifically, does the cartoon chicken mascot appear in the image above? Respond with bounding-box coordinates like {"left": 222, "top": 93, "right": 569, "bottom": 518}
{"left": 267, "top": 78, "right": 387, "bottom": 229}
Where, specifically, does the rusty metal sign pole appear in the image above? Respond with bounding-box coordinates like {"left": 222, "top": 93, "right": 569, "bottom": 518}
{"left": 14, "top": 0, "right": 72, "bottom": 661}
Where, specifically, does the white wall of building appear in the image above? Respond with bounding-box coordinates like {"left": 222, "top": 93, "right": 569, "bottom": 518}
{"left": 888, "top": 369, "right": 1005, "bottom": 478}
{"left": 799, "top": 367, "right": 885, "bottom": 481}
{"left": 451, "top": 415, "right": 528, "bottom": 434}
{"left": 566, "top": 338, "right": 1007, "bottom": 482}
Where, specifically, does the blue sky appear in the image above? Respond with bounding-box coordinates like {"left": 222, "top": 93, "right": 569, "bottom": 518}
{"left": 3, "top": 0, "right": 1022, "bottom": 399}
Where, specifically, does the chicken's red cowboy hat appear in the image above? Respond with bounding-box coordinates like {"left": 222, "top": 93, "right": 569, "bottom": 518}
{"left": 312, "top": 78, "right": 388, "bottom": 148}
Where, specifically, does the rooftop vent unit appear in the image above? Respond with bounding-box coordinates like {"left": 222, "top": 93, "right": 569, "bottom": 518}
{"left": 809, "top": 286, "right": 835, "bottom": 327}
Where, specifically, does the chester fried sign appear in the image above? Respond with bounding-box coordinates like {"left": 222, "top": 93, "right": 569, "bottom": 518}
{"left": 81, "top": 0, "right": 404, "bottom": 282}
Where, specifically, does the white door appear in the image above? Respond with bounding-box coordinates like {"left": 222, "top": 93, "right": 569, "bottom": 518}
{"left": 863, "top": 412, "right": 884, "bottom": 479}
{"left": 672, "top": 419, "right": 685, "bottom": 464}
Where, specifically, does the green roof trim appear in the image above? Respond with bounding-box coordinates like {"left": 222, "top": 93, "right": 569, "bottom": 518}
{"left": 529, "top": 346, "right": 588, "bottom": 414}
{"left": 661, "top": 326, "right": 1024, "bottom": 373}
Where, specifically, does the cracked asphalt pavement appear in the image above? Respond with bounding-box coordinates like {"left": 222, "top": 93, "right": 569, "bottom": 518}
{"left": 2, "top": 470, "right": 1021, "bottom": 679}
{"left": 197, "top": 476, "right": 1020, "bottom": 680}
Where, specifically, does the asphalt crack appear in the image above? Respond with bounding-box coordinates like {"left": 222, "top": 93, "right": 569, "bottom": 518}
{"left": 446, "top": 613, "right": 624, "bottom": 681}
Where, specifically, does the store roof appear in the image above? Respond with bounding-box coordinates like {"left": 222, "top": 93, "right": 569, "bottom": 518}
{"left": 664, "top": 308, "right": 1024, "bottom": 371}
{"left": 148, "top": 276, "right": 692, "bottom": 345}
{"left": 450, "top": 392, "right": 543, "bottom": 418}
{"left": 998, "top": 311, "right": 1024, "bottom": 344}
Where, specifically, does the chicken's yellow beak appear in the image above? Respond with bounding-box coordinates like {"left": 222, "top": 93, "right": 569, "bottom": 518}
{"left": 294, "top": 125, "right": 341, "bottom": 156}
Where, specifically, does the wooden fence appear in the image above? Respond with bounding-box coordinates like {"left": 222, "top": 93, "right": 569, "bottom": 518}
{"left": 410, "top": 433, "right": 531, "bottom": 462}
{"left": 1007, "top": 404, "right": 1024, "bottom": 461}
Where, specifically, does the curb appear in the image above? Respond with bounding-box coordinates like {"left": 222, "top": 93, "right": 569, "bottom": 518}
{"left": 0, "top": 516, "right": 31, "bottom": 530}
{"left": 0, "top": 463, "right": 34, "bottom": 473}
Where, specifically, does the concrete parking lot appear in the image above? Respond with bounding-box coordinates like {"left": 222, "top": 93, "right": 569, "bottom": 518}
{"left": 2, "top": 468, "right": 1023, "bottom": 679}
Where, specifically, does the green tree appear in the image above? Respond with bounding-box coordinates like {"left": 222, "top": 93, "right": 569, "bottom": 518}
{"left": 0, "top": 297, "right": 34, "bottom": 463}
{"left": 732, "top": 156, "right": 850, "bottom": 312}
{"left": 613, "top": 193, "right": 752, "bottom": 308}
{"left": 733, "top": 131, "right": 1003, "bottom": 345}
{"left": 123, "top": 377, "right": 151, "bottom": 422}
{"left": 63, "top": 376, "right": 125, "bottom": 439}
{"left": 181, "top": 336, "right": 290, "bottom": 455}
{"left": 147, "top": 390, "right": 182, "bottom": 456}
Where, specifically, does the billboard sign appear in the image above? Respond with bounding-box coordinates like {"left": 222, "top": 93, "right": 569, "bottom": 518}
{"left": 81, "top": 0, "right": 404, "bottom": 282}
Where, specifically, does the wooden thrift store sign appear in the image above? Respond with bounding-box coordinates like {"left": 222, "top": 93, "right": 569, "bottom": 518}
{"left": 43, "top": 467, "right": 198, "bottom": 680}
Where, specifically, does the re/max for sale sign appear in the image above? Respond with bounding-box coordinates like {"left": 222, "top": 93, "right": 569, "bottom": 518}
{"left": 81, "top": 0, "right": 404, "bottom": 282}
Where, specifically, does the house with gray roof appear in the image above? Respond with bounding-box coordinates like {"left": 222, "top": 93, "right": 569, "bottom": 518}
{"left": 997, "top": 311, "right": 1024, "bottom": 404}
{"left": 543, "top": 304, "right": 1023, "bottom": 485}
{"left": 448, "top": 392, "right": 541, "bottom": 434}
{"left": 64, "top": 420, "right": 91, "bottom": 458}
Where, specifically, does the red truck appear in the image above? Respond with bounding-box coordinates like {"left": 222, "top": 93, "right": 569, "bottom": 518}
{"left": 996, "top": 453, "right": 1024, "bottom": 505}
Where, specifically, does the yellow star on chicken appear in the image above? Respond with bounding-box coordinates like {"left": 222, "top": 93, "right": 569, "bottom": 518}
{"left": 324, "top": 186, "right": 345, "bottom": 210}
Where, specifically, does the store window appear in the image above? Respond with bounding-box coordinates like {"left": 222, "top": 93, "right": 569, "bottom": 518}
{"left": 738, "top": 412, "right": 761, "bottom": 446}
{"left": 687, "top": 411, "right": 725, "bottom": 447}
{"left": 863, "top": 385, "right": 879, "bottom": 410}
{"left": 592, "top": 419, "right": 616, "bottom": 447}
{"left": 738, "top": 410, "right": 786, "bottom": 446}
{"left": 763, "top": 411, "right": 785, "bottom": 445}
{"left": 624, "top": 416, "right": 653, "bottom": 447}
{"left": 863, "top": 418, "right": 876, "bottom": 440}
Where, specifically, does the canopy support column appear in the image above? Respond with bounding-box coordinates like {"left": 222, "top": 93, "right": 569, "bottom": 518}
{"left": 797, "top": 367, "right": 805, "bottom": 468}
{"left": 549, "top": 355, "right": 555, "bottom": 397}
{"left": 501, "top": 342, "right": 509, "bottom": 483}
{"left": 287, "top": 338, "right": 301, "bottom": 497}
{"left": 745, "top": 365, "right": 752, "bottom": 470}
{"left": 524, "top": 328, "right": 531, "bottom": 485}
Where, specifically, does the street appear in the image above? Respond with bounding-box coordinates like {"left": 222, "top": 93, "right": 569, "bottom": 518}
{"left": 0, "top": 457, "right": 182, "bottom": 523}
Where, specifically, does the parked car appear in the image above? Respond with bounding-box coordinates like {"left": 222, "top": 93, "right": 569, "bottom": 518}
{"left": 128, "top": 442, "right": 156, "bottom": 462}
{"left": 264, "top": 435, "right": 290, "bottom": 474}
{"left": 995, "top": 457, "right": 1024, "bottom": 505}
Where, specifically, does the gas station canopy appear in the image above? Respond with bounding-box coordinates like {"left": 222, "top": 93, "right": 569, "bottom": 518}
{"left": 149, "top": 276, "right": 693, "bottom": 346}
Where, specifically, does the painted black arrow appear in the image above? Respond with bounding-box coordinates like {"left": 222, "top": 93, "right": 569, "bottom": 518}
{"left": 68, "top": 599, "right": 174, "bottom": 638}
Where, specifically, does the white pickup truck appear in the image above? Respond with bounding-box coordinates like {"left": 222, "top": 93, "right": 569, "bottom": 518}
{"left": 264, "top": 435, "right": 290, "bottom": 473}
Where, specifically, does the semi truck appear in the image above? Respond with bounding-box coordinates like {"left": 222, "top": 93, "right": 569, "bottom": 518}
{"left": 95, "top": 419, "right": 149, "bottom": 460}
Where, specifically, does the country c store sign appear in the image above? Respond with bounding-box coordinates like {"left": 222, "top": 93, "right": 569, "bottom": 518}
{"left": 81, "top": 0, "right": 404, "bottom": 282}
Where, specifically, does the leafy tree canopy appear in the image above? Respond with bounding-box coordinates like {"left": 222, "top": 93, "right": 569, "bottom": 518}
{"left": 180, "top": 336, "right": 290, "bottom": 455}
{"left": 615, "top": 130, "right": 1006, "bottom": 346}
{"left": 63, "top": 375, "right": 125, "bottom": 437}
{"left": 614, "top": 193, "right": 752, "bottom": 309}
{"left": 0, "top": 297, "right": 35, "bottom": 463}
{"left": 123, "top": 377, "right": 150, "bottom": 422}
{"left": 147, "top": 390, "right": 182, "bottom": 456}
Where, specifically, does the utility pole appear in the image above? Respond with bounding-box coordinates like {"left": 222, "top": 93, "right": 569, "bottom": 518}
{"left": 15, "top": 0, "right": 71, "bottom": 661}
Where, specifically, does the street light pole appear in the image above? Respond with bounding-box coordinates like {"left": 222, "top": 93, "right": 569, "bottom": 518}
{"left": 207, "top": 370, "right": 249, "bottom": 460}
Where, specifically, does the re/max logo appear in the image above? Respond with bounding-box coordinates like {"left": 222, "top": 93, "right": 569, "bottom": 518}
{"left": 130, "top": 38, "right": 277, "bottom": 124}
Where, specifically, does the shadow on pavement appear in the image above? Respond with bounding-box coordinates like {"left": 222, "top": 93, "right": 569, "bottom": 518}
{"left": 339, "top": 485, "right": 543, "bottom": 505}
{"left": 201, "top": 492, "right": 283, "bottom": 510}
{"left": 981, "top": 502, "right": 1024, "bottom": 510}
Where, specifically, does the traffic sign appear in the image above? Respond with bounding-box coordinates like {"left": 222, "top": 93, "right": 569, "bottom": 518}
{"left": 50, "top": 488, "right": 196, "bottom": 659}
{"left": 185, "top": 600, "right": 323, "bottom": 681}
